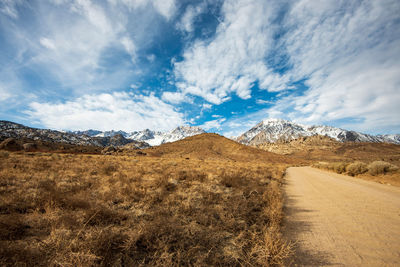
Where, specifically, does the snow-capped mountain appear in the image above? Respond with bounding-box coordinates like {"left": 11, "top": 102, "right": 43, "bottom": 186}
{"left": 126, "top": 126, "right": 205, "bottom": 146}
{"left": 94, "top": 130, "right": 129, "bottom": 138}
{"left": 128, "top": 129, "right": 162, "bottom": 144}
{"left": 236, "top": 119, "right": 400, "bottom": 145}
{"left": 70, "top": 129, "right": 102, "bottom": 137}
{"left": 77, "top": 126, "right": 205, "bottom": 146}
{"left": 377, "top": 134, "right": 400, "bottom": 144}
{"left": 1, "top": 121, "right": 206, "bottom": 148}
{"left": 0, "top": 121, "right": 148, "bottom": 148}
{"left": 1, "top": 121, "right": 104, "bottom": 146}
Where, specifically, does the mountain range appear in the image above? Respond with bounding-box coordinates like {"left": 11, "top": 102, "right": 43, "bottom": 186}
{"left": 71, "top": 126, "right": 206, "bottom": 146}
{"left": 0, "top": 120, "right": 205, "bottom": 148}
{"left": 1, "top": 119, "right": 399, "bottom": 148}
{"left": 236, "top": 118, "right": 400, "bottom": 145}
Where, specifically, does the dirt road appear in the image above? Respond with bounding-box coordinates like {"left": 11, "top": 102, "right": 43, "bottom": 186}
{"left": 284, "top": 167, "right": 400, "bottom": 266}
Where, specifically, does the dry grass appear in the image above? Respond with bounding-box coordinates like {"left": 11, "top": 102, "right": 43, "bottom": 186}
{"left": 0, "top": 150, "right": 291, "bottom": 266}
{"left": 367, "top": 161, "right": 399, "bottom": 176}
{"left": 313, "top": 160, "right": 400, "bottom": 186}
{"left": 346, "top": 162, "right": 368, "bottom": 176}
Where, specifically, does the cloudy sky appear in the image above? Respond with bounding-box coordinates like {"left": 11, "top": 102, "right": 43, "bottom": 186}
{"left": 0, "top": 0, "right": 399, "bottom": 136}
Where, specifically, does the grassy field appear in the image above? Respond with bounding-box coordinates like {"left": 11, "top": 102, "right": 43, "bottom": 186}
{"left": 0, "top": 134, "right": 292, "bottom": 266}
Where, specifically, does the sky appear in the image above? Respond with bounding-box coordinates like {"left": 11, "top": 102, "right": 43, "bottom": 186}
{"left": 0, "top": 0, "right": 399, "bottom": 136}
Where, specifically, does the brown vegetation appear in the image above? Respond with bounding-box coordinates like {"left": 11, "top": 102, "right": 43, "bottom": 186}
{"left": 256, "top": 135, "right": 400, "bottom": 185}
{"left": 0, "top": 134, "right": 292, "bottom": 266}
{"left": 313, "top": 160, "right": 400, "bottom": 186}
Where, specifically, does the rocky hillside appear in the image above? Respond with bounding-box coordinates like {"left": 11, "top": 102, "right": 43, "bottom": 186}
{"left": 236, "top": 119, "right": 400, "bottom": 145}
{"left": 0, "top": 121, "right": 148, "bottom": 149}
{"left": 73, "top": 125, "right": 206, "bottom": 146}
{"left": 1, "top": 120, "right": 205, "bottom": 148}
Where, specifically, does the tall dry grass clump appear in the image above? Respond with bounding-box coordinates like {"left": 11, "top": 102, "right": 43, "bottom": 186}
{"left": 367, "top": 161, "right": 399, "bottom": 176}
{"left": 0, "top": 151, "right": 291, "bottom": 266}
{"left": 314, "top": 160, "right": 399, "bottom": 180}
{"left": 346, "top": 162, "right": 368, "bottom": 176}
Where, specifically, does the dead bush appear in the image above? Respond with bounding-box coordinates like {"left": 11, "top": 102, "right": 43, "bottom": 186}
{"left": 346, "top": 162, "right": 368, "bottom": 176}
{"left": 219, "top": 170, "right": 250, "bottom": 188}
{"left": 333, "top": 162, "right": 348, "bottom": 174}
{"left": 0, "top": 151, "right": 9, "bottom": 158}
{"left": 368, "top": 161, "right": 399, "bottom": 176}
{"left": 101, "top": 163, "right": 118, "bottom": 175}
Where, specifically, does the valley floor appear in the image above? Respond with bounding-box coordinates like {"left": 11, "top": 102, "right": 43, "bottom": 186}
{"left": 284, "top": 167, "right": 400, "bottom": 266}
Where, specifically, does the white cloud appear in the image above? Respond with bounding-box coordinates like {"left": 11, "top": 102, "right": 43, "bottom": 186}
{"left": 108, "top": 0, "right": 176, "bottom": 20}
{"left": 26, "top": 0, "right": 130, "bottom": 92}
{"left": 26, "top": 92, "right": 185, "bottom": 131}
{"left": 162, "top": 91, "right": 186, "bottom": 104}
{"left": 173, "top": 0, "right": 288, "bottom": 104}
{"left": 267, "top": 0, "right": 400, "bottom": 133}
{"left": 176, "top": 3, "right": 205, "bottom": 33}
{"left": 0, "top": 0, "right": 22, "bottom": 18}
{"left": 39, "top": 37, "right": 56, "bottom": 50}
{"left": 0, "top": 85, "right": 12, "bottom": 101}
{"left": 202, "top": 103, "right": 212, "bottom": 109}
{"left": 120, "top": 36, "right": 136, "bottom": 61}
{"left": 201, "top": 117, "right": 226, "bottom": 131}
{"left": 152, "top": 0, "right": 176, "bottom": 20}
{"left": 256, "top": 99, "right": 274, "bottom": 105}
{"left": 146, "top": 54, "right": 155, "bottom": 62}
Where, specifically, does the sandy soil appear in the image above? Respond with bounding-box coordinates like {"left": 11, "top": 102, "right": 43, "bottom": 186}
{"left": 284, "top": 167, "right": 400, "bottom": 266}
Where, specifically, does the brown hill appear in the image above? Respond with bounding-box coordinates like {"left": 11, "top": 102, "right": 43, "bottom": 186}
{"left": 256, "top": 135, "right": 340, "bottom": 156}
{"left": 142, "top": 133, "right": 292, "bottom": 163}
{"left": 256, "top": 135, "right": 400, "bottom": 166}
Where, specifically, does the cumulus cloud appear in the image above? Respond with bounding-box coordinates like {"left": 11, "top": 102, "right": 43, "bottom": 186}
{"left": 26, "top": 92, "right": 185, "bottom": 131}
{"left": 173, "top": 0, "right": 288, "bottom": 105}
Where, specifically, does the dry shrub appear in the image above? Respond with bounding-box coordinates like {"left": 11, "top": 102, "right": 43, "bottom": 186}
{"left": 219, "top": 169, "right": 250, "bottom": 188}
{"left": 0, "top": 151, "right": 9, "bottom": 158}
{"left": 333, "top": 162, "right": 348, "bottom": 174}
{"left": 0, "top": 152, "right": 291, "bottom": 266}
{"left": 368, "top": 161, "right": 399, "bottom": 176}
{"left": 101, "top": 162, "right": 119, "bottom": 175}
{"left": 346, "top": 161, "right": 368, "bottom": 176}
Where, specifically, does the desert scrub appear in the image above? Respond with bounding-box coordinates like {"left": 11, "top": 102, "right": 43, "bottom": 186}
{"left": 346, "top": 162, "right": 368, "bottom": 176}
{"left": 367, "top": 161, "right": 399, "bottom": 176}
{"left": 332, "top": 162, "right": 348, "bottom": 174}
{"left": 0, "top": 152, "right": 292, "bottom": 266}
{"left": 0, "top": 151, "right": 9, "bottom": 158}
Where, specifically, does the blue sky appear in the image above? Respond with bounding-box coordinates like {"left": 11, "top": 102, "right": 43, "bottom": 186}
{"left": 0, "top": 0, "right": 399, "bottom": 136}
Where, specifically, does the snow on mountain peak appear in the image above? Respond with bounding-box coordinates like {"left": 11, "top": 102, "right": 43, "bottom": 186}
{"left": 237, "top": 119, "right": 400, "bottom": 145}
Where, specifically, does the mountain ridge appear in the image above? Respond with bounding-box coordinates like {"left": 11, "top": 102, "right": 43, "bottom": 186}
{"left": 236, "top": 118, "right": 400, "bottom": 145}
{"left": 1, "top": 119, "right": 399, "bottom": 149}
{"left": 0, "top": 120, "right": 206, "bottom": 148}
